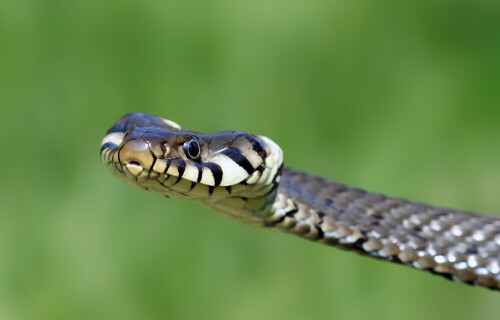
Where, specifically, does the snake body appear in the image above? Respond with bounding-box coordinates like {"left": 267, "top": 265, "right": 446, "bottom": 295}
{"left": 101, "top": 113, "right": 500, "bottom": 291}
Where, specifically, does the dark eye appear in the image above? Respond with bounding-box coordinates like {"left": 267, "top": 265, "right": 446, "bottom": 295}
{"left": 183, "top": 137, "right": 201, "bottom": 160}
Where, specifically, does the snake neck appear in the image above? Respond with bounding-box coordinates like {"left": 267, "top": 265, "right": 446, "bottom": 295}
{"left": 263, "top": 167, "right": 327, "bottom": 239}
{"left": 197, "top": 166, "right": 283, "bottom": 226}
{"left": 197, "top": 166, "right": 326, "bottom": 233}
{"left": 197, "top": 166, "right": 332, "bottom": 232}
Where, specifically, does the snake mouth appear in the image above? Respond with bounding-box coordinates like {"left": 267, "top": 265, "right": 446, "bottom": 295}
{"left": 102, "top": 141, "right": 283, "bottom": 199}
{"left": 103, "top": 152, "right": 281, "bottom": 200}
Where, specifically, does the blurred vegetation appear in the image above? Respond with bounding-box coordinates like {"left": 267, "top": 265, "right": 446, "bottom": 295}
{"left": 0, "top": 0, "right": 500, "bottom": 319}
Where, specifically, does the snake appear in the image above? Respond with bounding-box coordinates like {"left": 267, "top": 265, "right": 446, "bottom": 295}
{"left": 101, "top": 112, "right": 500, "bottom": 291}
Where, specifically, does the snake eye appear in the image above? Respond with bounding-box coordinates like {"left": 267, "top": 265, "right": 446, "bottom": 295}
{"left": 183, "top": 137, "right": 201, "bottom": 160}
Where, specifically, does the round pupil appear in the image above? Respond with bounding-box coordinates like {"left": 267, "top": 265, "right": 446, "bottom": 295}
{"left": 187, "top": 140, "right": 199, "bottom": 158}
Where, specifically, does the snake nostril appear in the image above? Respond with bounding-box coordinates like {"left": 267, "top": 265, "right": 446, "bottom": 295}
{"left": 125, "top": 160, "right": 144, "bottom": 176}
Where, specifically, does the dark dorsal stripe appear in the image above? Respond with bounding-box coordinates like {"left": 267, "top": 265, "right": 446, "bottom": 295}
{"left": 174, "top": 160, "right": 186, "bottom": 184}
{"left": 203, "top": 162, "right": 223, "bottom": 186}
{"left": 221, "top": 147, "right": 255, "bottom": 174}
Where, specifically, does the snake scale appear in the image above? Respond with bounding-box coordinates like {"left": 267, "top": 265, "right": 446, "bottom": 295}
{"left": 101, "top": 113, "right": 500, "bottom": 291}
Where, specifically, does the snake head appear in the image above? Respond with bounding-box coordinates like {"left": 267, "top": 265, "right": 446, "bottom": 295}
{"left": 101, "top": 113, "right": 283, "bottom": 204}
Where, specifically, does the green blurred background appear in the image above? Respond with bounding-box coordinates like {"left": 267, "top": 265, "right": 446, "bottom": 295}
{"left": 1, "top": 0, "right": 500, "bottom": 319}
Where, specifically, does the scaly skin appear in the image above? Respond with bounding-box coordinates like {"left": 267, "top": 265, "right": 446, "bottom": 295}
{"left": 101, "top": 113, "right": 500, "bottom": 291}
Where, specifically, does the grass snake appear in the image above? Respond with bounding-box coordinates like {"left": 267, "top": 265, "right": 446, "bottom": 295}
{"left": 101, "top": 113, "right": 500, "bottom": 291}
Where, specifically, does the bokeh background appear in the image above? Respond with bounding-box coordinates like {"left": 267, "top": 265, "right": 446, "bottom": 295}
{"left": 1, "top": 0, "right": 500, "bottom": 319}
